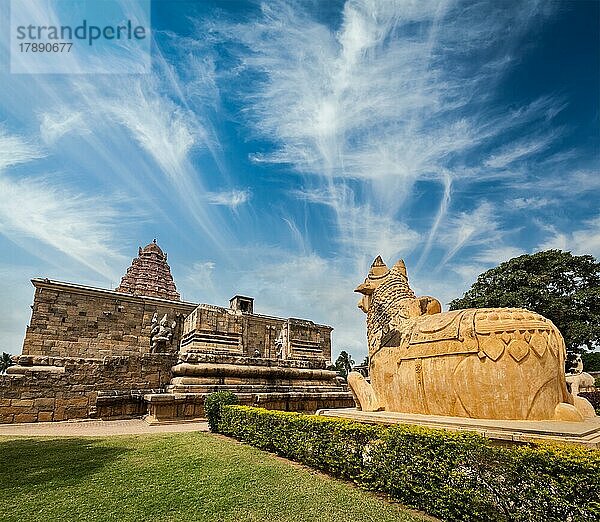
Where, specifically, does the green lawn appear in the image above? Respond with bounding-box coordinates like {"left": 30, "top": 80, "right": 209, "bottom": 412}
{"left": 0, "top": 432, "right": 431, "bottom": 522}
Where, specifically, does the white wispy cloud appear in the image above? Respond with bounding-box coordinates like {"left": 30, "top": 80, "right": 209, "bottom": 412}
{"left": 538, "top": 217, "right": 600, "bottom": 259}
{"left": 178, "top": 260, "right": 219, "bottom": 303}
{"left": 438, "top": 202, "right": 502, "bottom": 265}
{"left": 212, "top": 0, "right": 559, "bottom": 273}
{"left": 39, "top": 109, "right": 89, "bottom": 145}
{"left": 1, "top": 0, "right": 232, "bottom": 252}
{"left": 0, "top": 174, "right": 128, "bottom": 280}
{"left": 0, "top": 128, "right": 128, "bottom": 281}
{"left": 484, "top": 132, "right": 559, "bottom": 169}
{"left": 510, "top": 197, "right": 556, "bottom": 210}
{"left": 0, "top": 129, "right": 43, "bottom": 170}
{"left": 474, "top": 246, "right": 526, "bottom": 265}
{"left": 205, "top": 189, "right": 251, "bottom": 208}
{"left": 507, "top": 169, "right": 600, "bottom": 196}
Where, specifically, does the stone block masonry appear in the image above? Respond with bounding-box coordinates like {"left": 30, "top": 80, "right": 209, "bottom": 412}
{"left": 181, "top": 305, "right": 333, "bottom": 361}
{"left": 0, "top": 354, "right": 177, "bottom": 423}
{"left": 22, "top": 279, "right": 196, "bottom": 358}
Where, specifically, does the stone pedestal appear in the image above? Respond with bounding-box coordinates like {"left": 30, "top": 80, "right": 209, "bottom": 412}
{"left": 316, "top": 408, "right": 600, "bottom": 447}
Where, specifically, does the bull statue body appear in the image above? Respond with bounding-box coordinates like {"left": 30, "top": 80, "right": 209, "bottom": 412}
{"left": 348, "top": 256, "right": 595, "bottom": 422}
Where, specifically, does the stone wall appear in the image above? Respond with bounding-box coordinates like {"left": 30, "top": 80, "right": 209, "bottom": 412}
{"left": 22, "top": 279, "right": 196, "bottom": 358}
{"left": 7, "top": 277, "right": 339, "bottom": 424}
{"left": 0, "top": 354, "right": 177, "bottom": 423}
{"left": 181, "top": 305, "right": 332, "bottom": 361}
{"left": 288, "top": 319, "right": 332, "bottom": 360}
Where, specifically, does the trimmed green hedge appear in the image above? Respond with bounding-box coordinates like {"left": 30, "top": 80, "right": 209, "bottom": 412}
{"left": 218, "top": 404, "right": 383, "bottom": 480}
{"left": 204, "top": 391, "right": 238, "bottom": 432}
{"left": 218, "top": 405, "right": 600, "bottom": 522}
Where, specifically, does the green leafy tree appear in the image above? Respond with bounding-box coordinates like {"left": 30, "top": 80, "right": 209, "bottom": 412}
{"left": 334, "top": 350, "right": 355, "bottom": 381}
{"left": 0, "top": 352, "right": 14, "bottom": 374}
{"left": 450, "top": 250, "right": 600, "bottom": 362}
{"left": 582, "top": 351, "right": 600, "bottom": 372}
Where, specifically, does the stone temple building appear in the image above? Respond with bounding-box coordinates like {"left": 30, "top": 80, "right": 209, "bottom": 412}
{"left": 0, "top": 241, "right": 352, "bottom": 424}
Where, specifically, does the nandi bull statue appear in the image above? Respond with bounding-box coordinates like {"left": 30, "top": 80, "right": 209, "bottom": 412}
{"left": 348, "top": 256, "right": 596, "bottom": 422}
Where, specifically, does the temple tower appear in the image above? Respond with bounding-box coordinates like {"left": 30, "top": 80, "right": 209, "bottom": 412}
{"left": 116, "top": 239, "right": 181, "bottom": 301}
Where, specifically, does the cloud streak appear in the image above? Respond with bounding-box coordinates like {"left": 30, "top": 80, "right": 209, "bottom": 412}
{"left": 0, "top": 128, "right": 128, "bottom": 281}
{"left": 205, "top": 189, "right": 251, "bottom": 208}
{"left": 212, "top": 0, "right": 561, "bottom": 275}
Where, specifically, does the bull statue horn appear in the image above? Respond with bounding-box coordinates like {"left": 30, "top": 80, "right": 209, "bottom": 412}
{"left": 368, "top": 256, "right": 389, "bottom": 279}
{"left": 392, "top": 259, "right": 408, "bottom": 278}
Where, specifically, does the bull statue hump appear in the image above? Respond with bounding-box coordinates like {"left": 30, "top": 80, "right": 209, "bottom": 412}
{"left": 349, "top": 257, "right": 596, "bottom": 422}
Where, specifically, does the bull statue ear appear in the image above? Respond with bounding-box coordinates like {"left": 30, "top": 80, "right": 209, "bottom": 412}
{"left": 355, "top": 281, "right": 374, "bottom": 295}
{"left": 418, "top": 296, "right": 442, "bottom": 315}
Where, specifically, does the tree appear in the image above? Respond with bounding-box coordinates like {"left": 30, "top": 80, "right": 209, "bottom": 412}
{"left": 334, "top": 351, "right": 355, "bottom": 381}
{"left": 582, "top": 351, "right": 600, "bottom": 372}
{"left": 0, "top": 353, "right": 14, "bottom": 374}
{"left": 450, "top": 250, "right": 600, "bottom": 362}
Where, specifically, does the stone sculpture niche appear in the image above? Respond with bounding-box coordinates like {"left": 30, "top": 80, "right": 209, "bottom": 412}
{"left": 348, "top": 256, "right": 596, "bottom": 422}
{"left": 149, "top": 313, "right": 177, "bottom": 354}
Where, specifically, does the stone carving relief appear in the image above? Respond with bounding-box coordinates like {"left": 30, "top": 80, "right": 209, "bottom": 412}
{"left": 275, "top": 323, "right": 289, "bottom": 359}
{"left": 150, "top": 313, "right": 177, "bottom": 354}
{"left": 348, "top": 256, "right": 596, "bottom": 422}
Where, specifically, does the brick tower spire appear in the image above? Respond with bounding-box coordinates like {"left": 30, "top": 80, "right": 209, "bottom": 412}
{"left": 116, "top": 239, "right": 181, "bottom": 301}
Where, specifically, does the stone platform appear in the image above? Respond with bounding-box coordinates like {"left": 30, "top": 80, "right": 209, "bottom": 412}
{"left": 141, "top": 353, "right": 354, "bottom": 423}
{"left": 315, "top": 408, "right": 600, "bottom": 447}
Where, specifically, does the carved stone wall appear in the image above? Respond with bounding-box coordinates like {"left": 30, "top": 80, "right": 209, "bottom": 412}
{"left": 22, "top": 279, "right": 196, "bottom": 358}
{"left": 9, "top": 273, "right": 338, "bottom": 424}
{"left": 180, "top": 305, "right": 332, "bottom": 361}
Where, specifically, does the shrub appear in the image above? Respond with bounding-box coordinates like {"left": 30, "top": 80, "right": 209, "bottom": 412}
{"left": 204, "top": 391, "right": 238, "bottom": 432}
{"left": 218, "top": 405, "right": 600, "bottom": 522}
{"left": 220, "top": 405, "right": 382, "bottom": 480}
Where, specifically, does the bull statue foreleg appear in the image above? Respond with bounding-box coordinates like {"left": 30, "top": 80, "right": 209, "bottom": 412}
{"left": 348, "top": 372, "right": 382, "bottom": 411}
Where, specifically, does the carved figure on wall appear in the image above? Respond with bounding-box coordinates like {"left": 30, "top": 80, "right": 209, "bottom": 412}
{"left": 348, "top": 256, "right": 596, "bottom": 422}
{"left": 150, "top": 313, "right": 177, "bottom": 354}
{"left": 275, "top": 324, "right": 288, "bottom": 359}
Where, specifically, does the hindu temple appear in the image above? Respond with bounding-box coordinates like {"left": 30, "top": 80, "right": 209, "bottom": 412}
{"left": 0, "top": 241, "right": 353, "bottom": 424}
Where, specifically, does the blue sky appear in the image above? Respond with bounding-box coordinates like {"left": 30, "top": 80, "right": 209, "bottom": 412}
{"left": 0, "top": 0, "right": 598, "bottom": 361}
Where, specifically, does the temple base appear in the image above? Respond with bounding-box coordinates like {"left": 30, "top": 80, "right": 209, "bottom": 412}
{"left": 145, "top": 391, "right": 354, "bottom": 424}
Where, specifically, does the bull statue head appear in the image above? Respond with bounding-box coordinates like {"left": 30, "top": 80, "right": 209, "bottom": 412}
{"left": 355, "top": 256, "right": 441, "bottom": 355}
{"left": 354, "top": 256, "right": 390, "bottom": 313}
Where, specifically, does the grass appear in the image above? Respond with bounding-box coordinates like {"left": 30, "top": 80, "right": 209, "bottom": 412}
{"left": 0, "top": 432, "right": 431, "bottom": 522}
